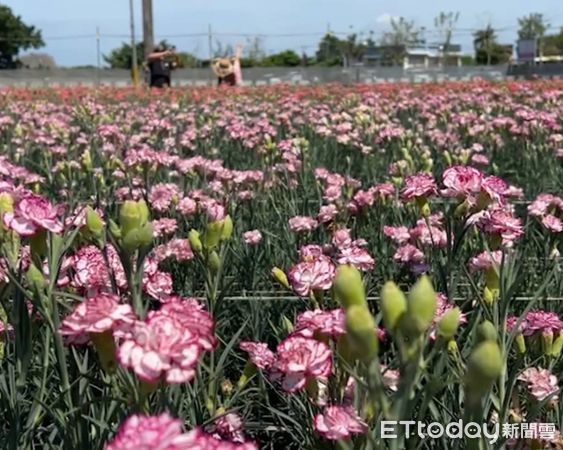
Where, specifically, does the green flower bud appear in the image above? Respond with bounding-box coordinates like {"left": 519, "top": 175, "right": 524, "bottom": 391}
{"left": 137, "top": 200, "right": 150, "bottom": 225}
{"left": 122, "top": 229, "right": 141, "bottom": 253}
{"left": 406, "top": 275, "right": 437, "bottom": 334}
{"left": 82, "top": 149, "right": 93, "bottom": 170}
{"left": 542, "top": 331, "right": 554, "bottom": 356}
{"left": 237, "top": 360, "right": 258, "bottom": 389}
{"left": 90, "top": 330, "right": 118, "bottom": 374}
{"left": 465, "top": 341, "right": 503, "bottom": 398}
{"left": 188, "top": 229, "right": 203, "bottom": 254}
{"left": 109, "top": 219, "right": 122, "bottom": 239}
{"left": 515, "top": 334, "right": 527, "bottom": 355}
{"left": 119, "top": 201, "right": 142, "bottom": 237}
{"left": 271, "top": 267, "right": 290, "bottom": 289}
{"left": 551, "top": 333, "right": 563, "bottom": 358}
{"left": 204, "top": 221, "right": 224, "bottom": 249}
{"left": 476, "top": 320, "right": 498, "bottom": 344}
{"left": 26, "top": 263, "right": 45, "bottom": 293}
{"left": 380, "top": 281, "right": 407, "bottom": 331}
{"left": 30, "top": 230, "right": 47, "bottom": 259}
{"left": 345, "top": 305, "right": 378, "bottom": 362}
{"left": 208, "top": 250, "right": 221, "bottom": 273}
{"left": 86, "top": 207, "right": 104, "bottom": 237}
{"left": 137, "top": 222, "right": 154, "bottom": 249}
{"left": 415, "top": 197, "right": 431, "bottom": 217}
{"left": 0, "top": 192, "right": 14, "bottom": 215}
{"left": 437, "top": 307, "right": 461, "bottom": 339}
{"left": 220, "top": 215, "right": 233, "bottom": 241}
{"left": 333, "top": 265, "right": 366, "bottom": 310}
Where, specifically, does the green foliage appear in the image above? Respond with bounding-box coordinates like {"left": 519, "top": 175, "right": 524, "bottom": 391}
{"left": 518, "top": 13, "right": 549, "bottom": 40}
{"left": 0, "top": 5, "right": 44, "bottom": 69}
{"left": 103, "top": 39, "right": 198, "bottom": 69}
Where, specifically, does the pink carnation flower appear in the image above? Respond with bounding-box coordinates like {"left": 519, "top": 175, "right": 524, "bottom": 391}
{"left": 518, "top": 367, "right": 559, "bottom": 402}
{"left": 474, "top": 207, "right": 524, "bottom": 247}
{"left": 401, "top": 173, "right": 437, "bottom": 201}
{"left": 523, "top": 311, "right": 563, "bottom": 336}
{"left": 3, "top": 192, "right": 63, "bottom": 236}
{"left": 148, "top": 183, "right": 180, "bottom": 213}
{"left": 393, "top": 244, "right": 425, "bottom": 264}
{"left": 299, "top": 245, "right": 325, "bottom": 260}
{"left": 275, "top": 335, "right": 332, "bottom": 392}
{"left": 542, "top": 214, "right": 563, "bottom": 233}
{"left": 118, "top": 313, "right": 203, "bottom": 384}
{"left": 381, "top": 365, "right": 401, "bottom": 392}
{"left": 210, "top": 413, "right": 246, "bottom": 444}
{"left": 318, "top": 204, "right": 338, "bottom": 223}
{"left": 469, "top": 250, "right": 503, "bottom": 273}
{"left": 177, "top": 197, "right": 197, "bottom": 216}
{"left": 240, "top": 341, "right": 276, "bottom": 370}
{"left": 154, "top": 296, "right": 217, "bottom": 351}
{"left": 152, "top": 218, "right": 178, "bottom": 237}
{"left": 294, "top": 308, "right": 346, "bottom": 338}
{"left": 288, "top": 255, "right": 336, "bottom": 297}
{"left": 441, "top": 166, "right": 484, "bottom": 199}
{"left": 243, "top": 230, "right": 262, "bottom": 245}
{"left": 288, "top": 216, "right": 318, "bottom": 233}
{"left": 105, "top": 413, "right": 192, "bottom": 450}
{"left": 314, "top": 405, "right": 367, "bottom": 440}
{"left": 59, "top": 294, "right": 135, "bottom": 345}
{"left": 153, "top": 239, "right": 194, "bottom": 263}
{"left": 337, "top": 245, "right": 375, "bottom": 271}
{"left": 384, "top": 225, "right": 411, "bottom": 245}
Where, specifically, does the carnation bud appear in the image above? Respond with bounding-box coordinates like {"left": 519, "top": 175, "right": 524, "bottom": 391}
{"left": 237, "top": 360, "right": 258, "bottom": 389}
{"left": 119, "top": 201, "right": 142, "bottom": 237}
{"left": 137, "top": 222, "right": 154, "bottom": 248}
{"left": 380, "top": 281, "right": 407, "bottom": 331}
{"left": 85, "top": 207, "right": 104, "bottom": 237}
{"left": 437, "top": 307, "right": 461, "bottom": 339}
{"left": 406, "top": 275, "right": 437, "bottom": 334}
{"left": 30, "top": 230, "right": 47, "bottom": 259}
{"left": 465, "top": 341, "right": 503, "bottom": 399}
{"left": 204, "top": 220, "right": 224, "bottom": 249}
{"left": 476, "top": 321, "right": 498, "bottom": 344}
{"left": 542, "top": 331, "right": 554, "bottom": 356}
{"left": 89, "top": 330, "right": 118, "bottom": 374}
{"left": 345, "top": 305, "right": 378, "bottom": 362}
{"left": 333, "top": 265, "right": 366, "bottom": 310}
{"left": 188, "top": 229, "right": 203, "bottom": 254}
{"left": 122, "top": 229, "right": 141, "bottom": 253}
{"left": 271, "top": 267, "right": 290, "bottom": 289}
{"left": 484, "top": 268, "right": 500, "bottom": 304}
{"left": 220, "top": 379, "right": 234, "bottom": 396}
{"left": 220, "top": 215, "right": 233, "bottom": 241}
{"left": 415, "top": 197, "right": 431, "bottom": 217}
{"left": 208, "top": 251, "right": 221, "bottom": 273}
{"left": 81, "top": 149, "right": 93, "bottom": 171}
{"left": 0, "top": 192, "right": 14, "bottom": 215}
{"left": 137, "top": 200, "right": 150, "bottom": 225}
{"left": 109, "top": 219, "right": 122, "bottom": 239}
{"left": 551, "top": 333, "right": 563, "bottom": 358}
{"left": 26, "top": 263, "right": 45, "bottom": 293}
{"left": 515, "top": 334, "right": 527, "bottom": 355}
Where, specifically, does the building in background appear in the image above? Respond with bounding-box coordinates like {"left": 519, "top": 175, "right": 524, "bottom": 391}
{"left": 363, "top": 44, "right": 464, "bottom": 69}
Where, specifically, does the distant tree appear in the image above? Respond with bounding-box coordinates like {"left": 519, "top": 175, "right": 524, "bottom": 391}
{"left": 543, "top": 29, "right": 563, "bottom": 56}
{"left": 434, "top": 11, "right": 460, "bottom": 64}
{"left": 315, "top": 33, "right": 344, "bottom": 66}
{"left": 473, "top": 25, "right": 498, "bottom": 65}
{"left": 213, "top": 41, "right": 234, "bottom": 58}
{"left": 341, "top": 34, "right": 368, "bottom": 66}
{"left": 104, "top": 41, "right": 144, "bottom": 69}
{"left": 380, "top": 17, "right": 422, "bottom": 65}
{"left": 0, "top": 5, "right": 44, "bottom": 69}
{"left": 261, "top": 50, "right": 301, "bottom": 67}
{"left": 104, "top": 40, "right": 196, "bottom": 69}
{"left": 19, "top": 52, "right": 56, "bottom": 69}
{"left": 245, "top": 36, "right": 266, "bottom": 63}
{"left": 518, "top": 13, "right": 549, "bottom": 40}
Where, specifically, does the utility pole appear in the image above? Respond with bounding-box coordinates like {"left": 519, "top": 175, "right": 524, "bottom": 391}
{"left": 142, "top": 0, "right": 154, "bottom": 57}
{"left": 208, "top": 24, "right": 213, "bottom": 85}
{"left": 129, "top": 0, "right": 139, "bottom": 86}
{"left": 96, "top": 27, "right": 101, "bottom": 87}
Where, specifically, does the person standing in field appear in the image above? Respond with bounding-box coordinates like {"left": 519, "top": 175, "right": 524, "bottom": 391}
{"left": 212, "top": 45, "right": 244, "bottom": 87}
{"left": 146, "top": 45, "right": 177, "bottom": 88}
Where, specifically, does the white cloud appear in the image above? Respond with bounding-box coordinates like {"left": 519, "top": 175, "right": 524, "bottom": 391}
{"left": 375, "top": 13, "right": 398, "bottom": 25}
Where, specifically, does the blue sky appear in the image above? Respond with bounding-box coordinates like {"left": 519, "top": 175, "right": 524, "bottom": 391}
{"left": 6, "top": 0, "right": 563, "bottom": 66}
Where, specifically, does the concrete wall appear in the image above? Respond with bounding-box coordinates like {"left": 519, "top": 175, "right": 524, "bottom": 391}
{"left": 0, "top": 65, "right": 558, "bottom": 87}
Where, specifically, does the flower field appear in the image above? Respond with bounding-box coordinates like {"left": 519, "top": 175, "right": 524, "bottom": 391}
{"left": 0, "top": 81, "right": 562, "bottom": 449}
